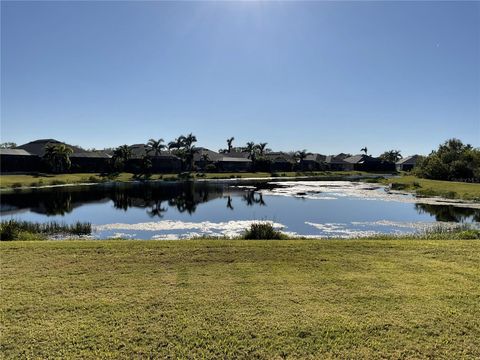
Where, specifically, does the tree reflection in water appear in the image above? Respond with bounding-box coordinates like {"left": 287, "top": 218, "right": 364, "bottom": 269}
{"left": 2, "top": 182, "right": 478, "bottom": 224}
{"left": 415, "top": 203, "right": 480, "bottom": 222}
{"left": 226, "top": 196, "right": 234, "bottom": 210}
{"left": 242, "top": 191, "right": 266, "bottom": 206}
{"left": 147, "top": 200, "right": 168, "bottom": 218}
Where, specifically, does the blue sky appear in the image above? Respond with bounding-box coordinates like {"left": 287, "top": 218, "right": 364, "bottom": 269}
{"left": 1, "top": 1, "right": 479, "bottom": 155}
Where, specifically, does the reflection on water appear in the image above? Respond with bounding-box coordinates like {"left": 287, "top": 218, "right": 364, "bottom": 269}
{"left": 0, "top": 182, "right": 268, "bottom": 218}
{"left": 415, "top": 203, "right": 480, "bottom": 223}
{"left": 1, "top": 180, "right": 479, "bottom": 238}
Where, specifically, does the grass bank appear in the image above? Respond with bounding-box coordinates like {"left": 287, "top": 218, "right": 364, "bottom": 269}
{"left": 1, "top": 239, "right": 479, "bottom": 358}
{"left": 0, "top": 171, "right": 369, "bottom": 190}
{"left": 379, "top": 175, "right": 480, "bottom": 202}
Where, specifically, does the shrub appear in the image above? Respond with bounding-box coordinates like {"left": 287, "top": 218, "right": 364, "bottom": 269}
{"left": 0, "top": 220, "right": 18, "bottom": 240}
{"left": 10, "top": 182, "right": 22, "bottom": 188}
{"left": 242, "top": 222, "right": 285, "bottom": 240}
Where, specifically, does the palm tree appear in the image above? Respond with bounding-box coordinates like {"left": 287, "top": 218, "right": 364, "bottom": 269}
{"left": 226, "top": 137, "right": 235, "bottom": 152}
{"left": 43, "top": 143, "right": 73, "bottom": 173}
{"left": 256, "top": 142, "right": 268, "bottom": 156}
{"left": 294, "top": 149, "right": 312, "bottom": 170}
{"left": 244, "top": 142, "right": 257, "bottom": 161}
{"left": 380, "top": 150, "right": 403, "bottom": 163}
{"left": 172, "top": 133, "right": 198, "bottom": 171}
{"left": 112, "top": 145, "right": 132, "bottom": 171}
{"left": 295, "top": 149, "right": 311, "bottom": 163}
{"left": 147, "top": 138, "right": 166, "bottom": 156}
{"left": 168, "top": 138, "right": 182, "bottom": 151}
{"left": 361, "top": 147, "right": 368, "bottom": 155}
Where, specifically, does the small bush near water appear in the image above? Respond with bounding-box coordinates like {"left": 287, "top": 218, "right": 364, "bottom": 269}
{"left": 242, "top": 222, "right": 286, "bottom": 240}
{"left": 0, "top": 220, "right": 92, "bottom": 241}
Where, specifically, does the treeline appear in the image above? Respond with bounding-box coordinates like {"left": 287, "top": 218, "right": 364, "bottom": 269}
{"left": 414, "top": 139, "right": 479, "bottom": 182}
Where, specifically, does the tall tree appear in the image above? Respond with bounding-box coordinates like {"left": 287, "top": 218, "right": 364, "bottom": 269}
{"left": 168, "top": 138, "right": 182, "bottom": 151}
{"left": 43, "top": 144, "right": 73, "bottom": 173}
{"left": 226, "top": 137, "right": 235, "bottom": 152}
{"left": 244, "top": 142, "right": 258, "bottom": 162}
{"left": 171, "top": 133, "right": 198, "bottom": 171}
{"left": 147, "top": 138, "right": 166, "bottom": 156}
{"left": 256, "top": 142, "right": 268, "bottom": 156}
{"left": 294, "top": 149, "right": 311, "bottom": 163}
{"left": 112, "top": 145, "right": 132, "bottom": 171}
{"left": 380, "top": 150, "right": 403, "bottom": 163}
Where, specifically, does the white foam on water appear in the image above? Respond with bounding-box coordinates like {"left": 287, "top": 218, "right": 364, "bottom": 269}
{"left": 95, "top": 220, "right": 286, "bottom": 239}
{"left": 259, "top": 181, "right": 480, "bottom": 209}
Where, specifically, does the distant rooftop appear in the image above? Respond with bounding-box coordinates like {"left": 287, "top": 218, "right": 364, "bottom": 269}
{"left": 0, "top": 149, "right": 34, "bottom": 156}
{"left": 17, "top": 139, "right": 84, "bottom": 157}
{"left": 396, "top": 155, "right": 422, "bottom": 165}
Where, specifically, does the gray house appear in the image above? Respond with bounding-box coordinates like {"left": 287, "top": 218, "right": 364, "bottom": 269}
{"left": 70, "top": 152, "right": 112, "bottom": 173}
{"left": 264, "top": 152, "right": 295, "bottom": 172}
{"left": 129, "top": 144, "right": 182, "bottom": 173}
{"left": 194, "top": 148, "right": 252, "bottom": 172}
{"left": 325, "top": 154, "right": 353, "bottom": 171}
{"left": 301, "top": 153, "right": 326, "bottom": 171}
{"left": 396, "top": 155, "right": 422, "bottom": 171}
{"left": 0, "top": 148, "right": 40, "bottom": 173}
{"left": 17, "top": 139, "right": 112, "bottom": 173}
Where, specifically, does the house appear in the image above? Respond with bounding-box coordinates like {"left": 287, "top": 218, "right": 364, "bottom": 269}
{"left": 217, "top": 155, "right": 252, "bottom": 172}
{"left": 193, "top": 148, "right": 252, "bottom": 172}
{"left": 0, "top": 148, "right": 41, "bottom": 173}
{"left": 325, "top": 154, "right": 353, "bottom": 171}
{"left": 396, "top": 155, "right": 422, "bottom": 171}
{"left": 128, "top": 144, "right": 182, "bottom": 173}
{"left": 16, "top": 139, "right": 113, "bottom": 173}
{"left": 193, "top": 148, "right": 223, "bottom": 169}
{"left": 70, "top": 152, "right": 112, "bottom": 173}
{"left": 301, "top": 153, "right": 326, "bottom": 171}
{"left": 343, "top": 154, "right": 394, "bottom": 171}
{"left": 264, "top": 152, "right": 295, "bottom": 172}
{"left": 223, "top": 151, "right": 254, "bottom": 171}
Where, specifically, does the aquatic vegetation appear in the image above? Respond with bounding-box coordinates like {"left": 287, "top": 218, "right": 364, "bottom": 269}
{"left": 0, "top": 220, "right": 91, "bottom": 240}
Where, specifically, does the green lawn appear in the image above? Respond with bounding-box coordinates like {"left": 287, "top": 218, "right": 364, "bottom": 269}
{"left": 1, "top": 240, "right": 479, "bottom": 358}
{"left": 0, "top": 171, "right": 368, "bottom": 189}
{"left": 382, "top": 175, "right": 480, "bottom": 201}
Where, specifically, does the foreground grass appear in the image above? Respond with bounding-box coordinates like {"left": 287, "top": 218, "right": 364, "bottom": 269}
{"left": 1, "top": 240, "right": 479, "bottom": 358}
{"left": 381, "top": 175, "right": 480, "bottom": 201}
{"left": 0, "top": 171, "right": 368, "bottom": 189}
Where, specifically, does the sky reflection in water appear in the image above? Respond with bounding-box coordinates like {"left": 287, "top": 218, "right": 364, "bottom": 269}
{"left": 1, "top": 180, "right": 479, "bottom": 239}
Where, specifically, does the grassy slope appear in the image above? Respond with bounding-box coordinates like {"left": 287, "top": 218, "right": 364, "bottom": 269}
{"left": 382, "top": 175, "right": 480, "bottom": 201}
{"left": 1, "top": 240, "right": 479, "bottom": 359}
{"left": 0, "top": 171, "right": 367, "bottom": 189}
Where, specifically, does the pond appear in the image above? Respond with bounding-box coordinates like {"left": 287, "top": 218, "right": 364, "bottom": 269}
{"left": 1, "top": 179, "right": 479, "bottom": 239}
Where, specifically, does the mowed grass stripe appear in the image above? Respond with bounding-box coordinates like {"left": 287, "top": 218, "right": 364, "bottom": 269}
{"left": 1, "top": 240, "right": 479, "bottom": 359}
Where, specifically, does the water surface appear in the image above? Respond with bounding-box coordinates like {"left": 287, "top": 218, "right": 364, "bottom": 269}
{"left": 1, "top": 180, "right": 479, "bottom": 239}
